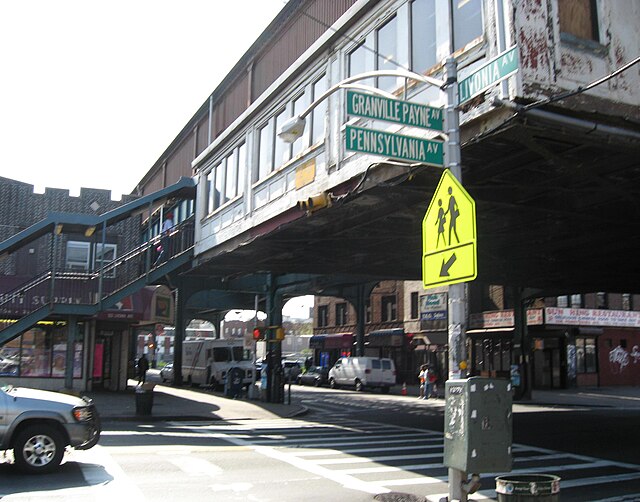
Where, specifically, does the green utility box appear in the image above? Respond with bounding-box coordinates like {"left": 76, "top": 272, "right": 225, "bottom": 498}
{"left": 443, "top": 377, "right": 512, "bottom": 473}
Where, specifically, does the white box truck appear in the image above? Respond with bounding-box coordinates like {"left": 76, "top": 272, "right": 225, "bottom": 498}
{"left": 182, "top": 338, "right": 254, "bottom": 389}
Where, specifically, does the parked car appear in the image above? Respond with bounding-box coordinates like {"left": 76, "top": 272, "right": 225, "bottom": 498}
{"left": 160, "top": 363, "right": 174, "bottom": 383}
{"left": 297, "top": 366, "right": 329, "bottom": 387}
{"left": 328, "top": 357, "right": 396, "bottom": 393}
{"left": 282, "top": 360, "right": 302, "bottom": 382}
{"left": 0, "top": 381, "right": 101, "bottom": 473}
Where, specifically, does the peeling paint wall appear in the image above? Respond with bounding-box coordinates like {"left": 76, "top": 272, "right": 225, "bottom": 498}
{"left": 512, "top": 0, "right": 639, "bottom": 116}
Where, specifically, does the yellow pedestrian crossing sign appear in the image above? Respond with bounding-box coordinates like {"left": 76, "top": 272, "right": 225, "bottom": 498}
{"left": 423, "top": 169, "right": 477, "bottom": 288}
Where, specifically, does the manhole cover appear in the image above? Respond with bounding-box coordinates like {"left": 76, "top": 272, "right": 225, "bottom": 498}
{"left": 374, "top": 493, "right": 425, "bottom": 502}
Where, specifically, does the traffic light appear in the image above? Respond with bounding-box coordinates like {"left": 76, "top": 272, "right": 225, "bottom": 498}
{"left": 253, "top": 327, "right": 266, "bottom": 341}
{"left": 298, "top": 192, "right": 331, "bottom": 212}
{"left": 272, "top": 326, "right": 285, "bottom": 341}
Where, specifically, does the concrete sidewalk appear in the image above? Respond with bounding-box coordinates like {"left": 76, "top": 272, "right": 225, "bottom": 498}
{"left": 86, "top": 382, "right": 640, "bottom": 423}
{"left": 86, "top": 381, "right": 307, "bottom": 422}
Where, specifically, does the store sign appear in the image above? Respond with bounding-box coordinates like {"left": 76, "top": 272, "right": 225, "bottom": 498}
{"left": 545, "top": 307, "right": 640, "bottom": 328}
{"left": 469, "top": 309, "right": 544, "bottom": 329}
{"left": 420, "top": 292, "right": 448, "bottom": 321}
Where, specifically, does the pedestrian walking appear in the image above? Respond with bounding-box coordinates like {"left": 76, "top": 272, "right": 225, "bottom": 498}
{"left": 418, "top": 364, "right": 427, "bottom": 399}
{"left": 137, "top": 353, "right": 149, "bottom": 385}
{"left": 154, "top": 212, "right": 174, "bottom": 266}
{"left": 427, "top": 366, "right": 438, "bottom": 398}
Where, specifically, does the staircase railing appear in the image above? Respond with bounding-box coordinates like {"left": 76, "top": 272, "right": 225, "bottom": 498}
{"left": 0, "top": 219, "right": 194, "bottom": 331}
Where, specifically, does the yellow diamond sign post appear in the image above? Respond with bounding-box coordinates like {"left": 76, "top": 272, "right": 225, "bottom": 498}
{"left": 423, "top": 169, "right": 477, "bottom": 288}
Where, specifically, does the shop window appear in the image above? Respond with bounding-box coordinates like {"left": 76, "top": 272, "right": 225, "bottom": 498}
{"left": 376, "top": 15, "right": 398, "bottom": 92}
{"left": 558, "top": 0, "right": 599, "bottom": 42}
{"left": 557, "top": 295, "right": 568, "bottom": 308}
{"left": 410, "top": 292, "right": 419, "bottom": 319}
{"left": 452, "top": 0, "right": 483, "bottom": 51}
{"left": 311, "top": 74, "right": 328, "bottom": 145}
{"left": 66, "top": 241, "right": 90, "bottom": 271}
{"left": 411, "top": 0, "right": 437, "bottom": 74}
{"left": 365, "top": 299, "right": 372, "bottom": 323}
{"left": 575, "top": 337, "right": 597, "bottom": 373}
{"left": 318, "top": 305, "right": 329, "bottom": 328}
{"left": 622, "top": 293, "right": 632, "bottom": 311}
{"left": 336, "top": 302, "right": 348, "bottom": 326}
{"left": 3, "top": 325, "right": 84, "bottom": 378}
{"left": 381, "top": 295, "right": 397, "bottom": 322}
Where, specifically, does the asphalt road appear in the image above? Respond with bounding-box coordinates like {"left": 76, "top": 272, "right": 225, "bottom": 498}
{"left": 1, "top": 384, "right": 639, "bottom": 501}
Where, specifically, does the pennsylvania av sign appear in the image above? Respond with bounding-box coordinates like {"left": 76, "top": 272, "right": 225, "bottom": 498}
{"left": 345, "top": 125, "right": 444, "bottom": 166}
{"left": 347, "top": 90, "right": 443, "bottom": 132}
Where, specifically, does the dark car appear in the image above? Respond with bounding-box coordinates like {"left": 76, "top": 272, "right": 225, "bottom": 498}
{"left": 297, "top": 366, "right": 329, "bottom": 387}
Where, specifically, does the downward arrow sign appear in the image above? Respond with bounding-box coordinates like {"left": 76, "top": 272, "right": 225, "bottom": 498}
{"left": 439, "top": 253, "right": 457, "bottom": 277}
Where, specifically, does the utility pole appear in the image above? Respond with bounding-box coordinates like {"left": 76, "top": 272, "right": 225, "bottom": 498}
{"left": 444, "top": 56, "right": 469, "bottom": 502}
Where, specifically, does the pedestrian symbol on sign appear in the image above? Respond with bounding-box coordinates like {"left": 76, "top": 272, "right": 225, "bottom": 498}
{"left": 423, "top": 170, "right": 477, "bottom": 288}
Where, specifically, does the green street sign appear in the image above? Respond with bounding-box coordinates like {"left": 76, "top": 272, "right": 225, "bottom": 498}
{"left": 345, "top": 125, "right": 444, "bottom": 166}
{"left": 347, "top": 90, "right": 443, "bottom": 132}
{"left": 459, "top": 46, "right": 519, "bottom": 104}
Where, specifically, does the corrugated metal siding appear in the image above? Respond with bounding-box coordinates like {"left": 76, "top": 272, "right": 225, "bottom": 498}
{"left": 138, "top": 0, "right": 357, "bottom": 194}
{"left": 166, "top": 132, "right": 195, "bottom": 180}
{"left": 196, "top": 116, "right": 209, "bottom": 157}
{"left": 252, "top": 0, "right": 357, "bottom": 99}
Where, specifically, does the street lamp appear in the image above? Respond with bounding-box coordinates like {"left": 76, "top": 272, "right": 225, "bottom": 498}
{"left": 277, "top": 70, "right": 444, "bottom": 143}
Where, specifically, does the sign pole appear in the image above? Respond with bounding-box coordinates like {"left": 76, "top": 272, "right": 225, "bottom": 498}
{"left": 444, "top": 56, "right": 469, "bottom": 502}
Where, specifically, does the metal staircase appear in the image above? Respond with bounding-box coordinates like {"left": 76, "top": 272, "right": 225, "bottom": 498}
{"left": 0, "top": 177, "right": 196, "bottom": 345}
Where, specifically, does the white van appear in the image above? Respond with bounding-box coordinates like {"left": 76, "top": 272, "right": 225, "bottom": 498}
{"left": 182, "top": 338, "right": 254, "bottom": 388}
{"left": 328, "top": 357, "right": 396, "bottom": 393}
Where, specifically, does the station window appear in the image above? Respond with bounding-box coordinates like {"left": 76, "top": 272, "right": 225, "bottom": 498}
{"left": 93, "top": 243, "right": 117, "bottom": 278}
{"left": 451, "top": 0, "right": 483, "bottom": 51}
{"left": 225, "top": 150, "right": 237, "bottom": 202}
{"left": 376, "top": 15, "right": 398, "bottom": 92}
{"left": 65, "top": 241, "right": 91, "bottom": 271}
{"left": 311, "top": 74, "right": 328, "bottom": 146}
{"left": 237, "top": 142, "right": 247, "bottom": 197}
{"left": 274, "top": 107, "right": 291, "bottom": 169}
{"left": 214, "top": 162, "right": 224, "bottom": 209}
{"left": 558, "top": 0, "right": 599, "bottom": 42}
{"left": 257, "top": 121, "right": 274, "bottom": 182}
{"left": 291, "top": 91, "right": 310, "bottom": 157}
{"left": 411, "top": 0, "right": 437, "bottom": 74}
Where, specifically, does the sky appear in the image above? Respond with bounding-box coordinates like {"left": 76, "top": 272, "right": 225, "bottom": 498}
{"left": 0, "top": 0, "right": 313, "bottom": 319}
{"left": 0, "top": 0, "right": 285, "bottom": 199}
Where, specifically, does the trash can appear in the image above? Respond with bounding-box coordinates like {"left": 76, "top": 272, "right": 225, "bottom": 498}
{"left": 495, "top": 474, "right": 560, "bottom": 501}
{"left": 135, "top": 388, "right": 154, "bottom": 416}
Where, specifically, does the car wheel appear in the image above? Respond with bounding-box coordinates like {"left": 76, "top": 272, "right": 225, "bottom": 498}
{"left": 355, "top": 379, "right": 364, "bottom": 392}
{"left": 14, "top": 424, "right": 65, "bottom": 474}
{"left": 329, "top": 378, "right": 338, "bottom": 389}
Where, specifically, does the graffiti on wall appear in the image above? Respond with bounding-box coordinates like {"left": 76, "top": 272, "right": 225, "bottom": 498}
{"left": 609, "top": 345, "right": 640, "bottom": 374}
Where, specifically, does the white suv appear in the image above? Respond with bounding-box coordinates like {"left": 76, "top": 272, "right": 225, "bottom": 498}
{"left": 0, "top": 381, "right": 101, "bottom": 473}
{"left": 328, "top": 357, "right": 396, "bottom": 393}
